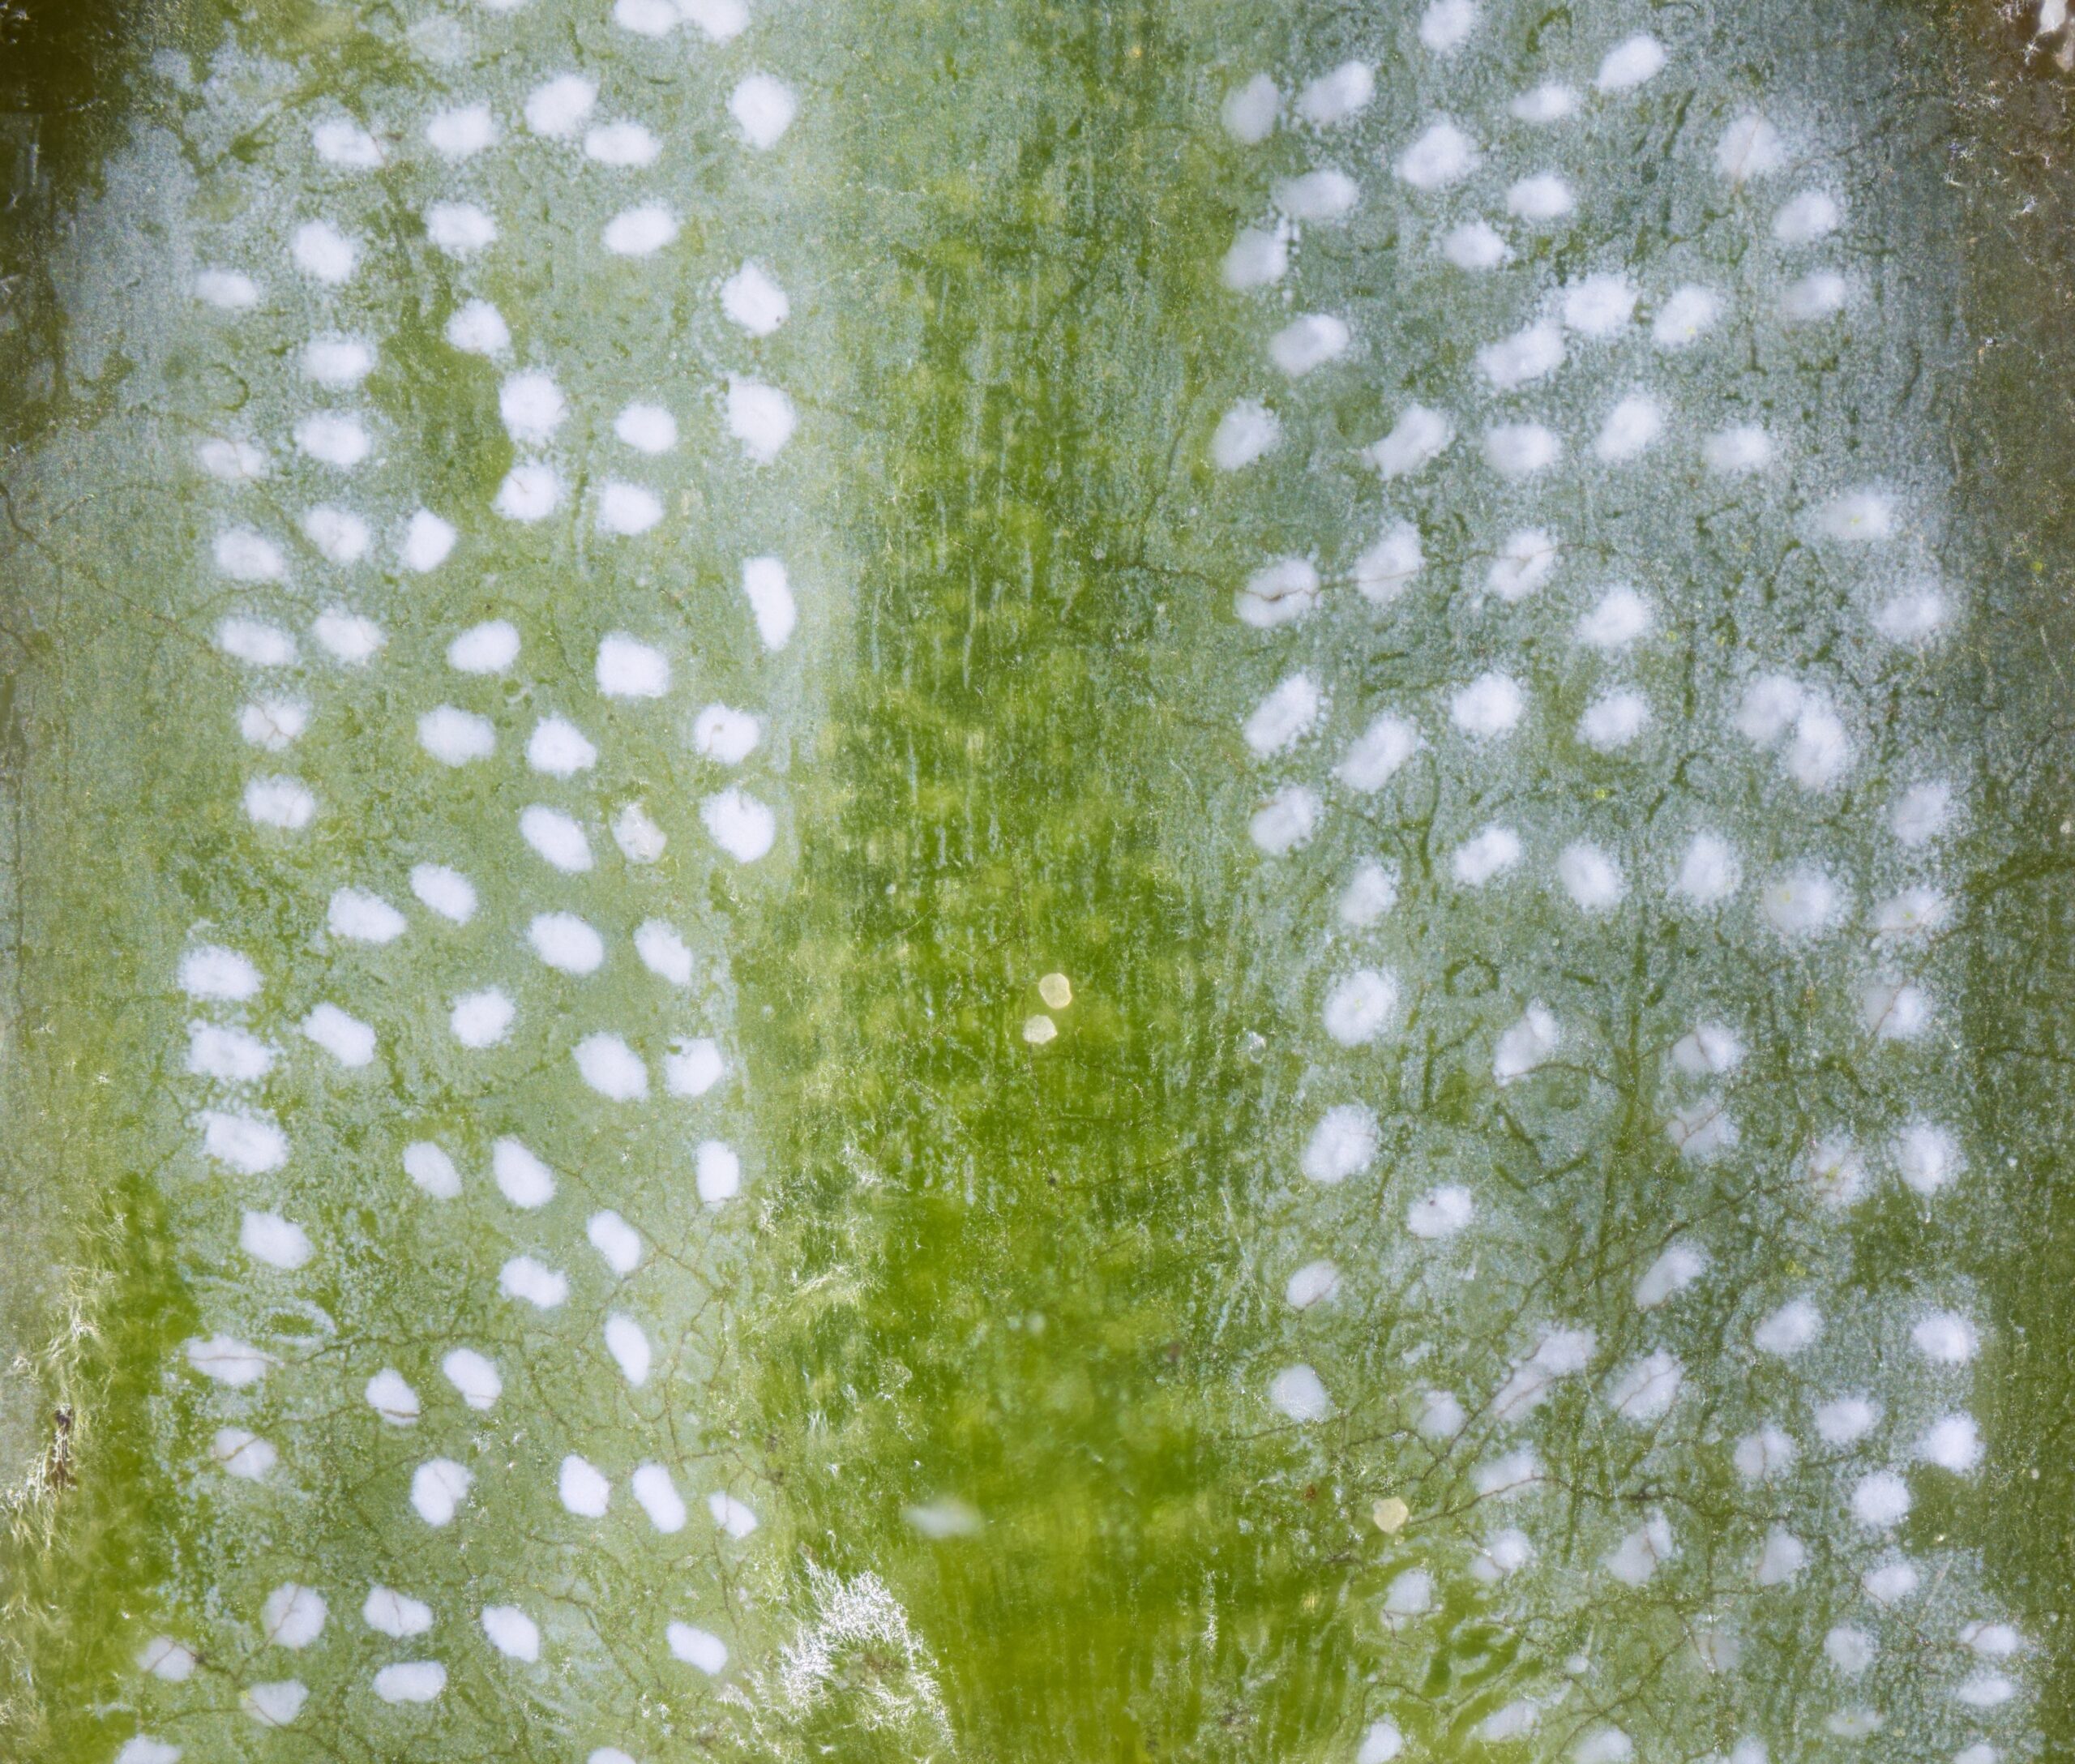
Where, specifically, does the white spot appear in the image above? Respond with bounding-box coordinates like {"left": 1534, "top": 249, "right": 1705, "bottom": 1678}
{"left": 447, "top": 298, "right": 510, "bottom": 354}
{"left": 1302, "top": 1104, "right": 1378, "bottom": 1184}
{"left": 213, "top": 1428, "right": 276, "bottom": 1479}
{"left": 1322, "top": 969, "right": 1397, "bottom": 1046}
{"left": 1602, "top": 1344, "right": 1684, "bottom": 1419}
{"left": 419, "top": 706, "right": 495, "bottom": 767}
{"left": 521, "top": 805, "right": 594, "bottom": 873}
{"left": 600, "top": 481, "right": 665, "bottom": 536}
{"left": 614, "top": 0, "right": 677, "bottom": 32}
{"left": 426, "top": 103, "right": 497, "bottom": 160}
{"left": 187, "top": 1023, "right": 274, "bottom": 1083}
{"left": 603, "top": 204, "right": 679, "bottom": 257}
{"left": 1511, "top": 82, "right": 1577, "bottom": 122}
{"left": 665, "top": 1038, "right": 725, "bottom": 1098}
{"left": 1754, "top": 1527, "right": 1807, "bottom": 1586}
{"left": 1242, "top": 674, "right": 1319, "bottom": 757}
{"left": 409, "top": 1461, "right": 471, "bottom": 1527}
{"left": 291, "top": 219, "right": 359, "bottom": 284}
{"left": 186, "top": 1334, "right": 271, "bottom": 1388}
{"left": 215, "top": 528, "right": 285, "bottom": 582}
{"left": 239, "top": 699, "right": 307, "bottom": 751}
{"left": 742, "top": 555, "right": 798, "bottom": 650}
{"left": 611, "top": 808, "right": 665, "bottom": 869}
{"left": 1875, "top": 586, "right": 1951, "bottom": 643}
{"left": 709, "top": 1491, "right": 759, "bottom": 1539}
{"left": 668, "top": 1624, "right": 729, "bottom": 1674}
{"left": 1358, "top": 1720, "right": 1404, "bottom": 1764}
{"left": 499, "top": 371, "right": 567, "bottom": 447}
{"left": 1470, "top": 1449, "right": 1540, "bottom": 1497}
{"left": 1913, "top": 1310, "right": 1979, "bottom": 1364}
{"left": 403, "top": 1142, "right": 461, "bottom": 1200}
{"left": 1441, "top": 220, "right": 1511, "bottom": 270}
{"left": 488, "top": 1136, "right": 556, "bottom": 1210}
{"left": 241, "top": 1210, "right": 310, "bottom": 1270}
{"left": 1478, "top": 1701, "right": 1542, "bottom": 1743}
{"left": 1494, "top": 1003, "right": 1559, "bottom": 1084}
{"left": 411, "top": 863, "right": 477, "bottom": 923}
{"left": 1221, "top": 75, "right": 1280, "bottom": 143}
{"left": 692, "top": 704, "right": 762, "bottom": 766}
{"left": 615, "top": 405, "right": 679, "bottom": 458}
{"left": 481, "top": 1604, "right": 541, "bottom": 1662}
{"left": 1578, "top": 691, "right": 1649, "bottom": 751}
{"left": 302, "top": 1002, "right": 375, "bottom": 1068}
{"left": 553, "top": 1454, "right": 613, "bottom": 1520}
{"left": 1418, "top": 0, "right": 1477, "bottom": 52}
{"left": 1892, "top": 780, "right": 1955, "bottom": 846}
{"left": 427, "top": 201, "right": 499, "bottom": 255}
{"left": 1269, "top": 313, "right": 1350, "bottom": 375}
{"left": 1211, "top": 399, "right": 1281, "bottom": 469}
{"left": 1285, "top": 1261, "right": 1340, "bottom": 1309}
{"left": 527, "top": 716, "right": 597, "bottom": 777}
{"left": 1825, "top": 1625, "right": 1876, "bottom": 1675}
{"left": 1297, "top": 61, "right": 1373, "bottom": 126}
{"left": 1961, "top": 1621, "right": 2021, "bottom": 1659}
{"left": 1596, "top": 33, "right": 1666, "bottom": 90}
{"left": 635, "top": 920, "right": 695, "bottom": 987}
{"left": 1918, "top": 1412, "right": 1983, "bottom": 1472}
{"left": 444, "top": 621, "right": 517, "bottom": 677}
{"left": 1578, "top": 587, "right": 1652, "bottom": 650}
{"left": 1576, "top": 1733, "right": 1634, "bottom": 1764}
{"left": 1451, "top": 673, "right": 1524, "bottom": 739}
{"left": 605, "top": 1313, "right": 652, "bottom": 1386}
{"left": 1269, "top": 1364, "right": 1332, "bottom": 1421}
{"left": 1760, "top": 867, "right": 1842, "bottom": 937}
{"left": 1671, "top": 1022, "right": 1743, "bottom": 1077}
{"left": 730, "top": 74, "right": 798, "bottom": 148}
{"left": 443, "top": 1347, "right": 502, "bottom": 1410}
{"left": 1367, "top": 406, "right": 1455, "bottom": 482}
{"left": 303, "top": 335, "right": 375, "bottom": 385}
{"left": 524, "top": 912, "right": 601, "bottom": 978}
{"left": 1249, "top": 785, "right": 1320, "bottom": 854}
{"left": 524, "top": 73, "right": 596, "bottom": 137}
{"left": 450, "top": 987, "right": 515, "bottom": 1048}
{"left": 1594, "top": 395, "right": 1663, "bottom": 463}
{"left": 589, "top": 1210, "right": 642, "bottom": 1275}
{"left": 366, "top": 1368, "right": 420, "bottom": 1425}
{"left": 1895, "top": 1122, "right": 1962, "bottom": 1196}
{"left": 1818, "top": 490, "right": 1895, "bottom": 543}
{"left": 1773, "top": 190, "right": 1841, "bottom": 245}
{"left": 1957, "top": 1676, "right": 2017, "bottom": 1710}
{"left": 1667, "top": 1098, "right": 1737, "bottom": 1160}
{"left": 1635, "top": 1242, "right": 1708, "bottom": 1308}
{"left": 294, "top": 413, "right": 372, "bottom": 469}
{"left": 1271, "top": 169, "right": 1361, "bottom": 230}
{"left": 218, "top": 619, "right": 297, "bottom": 672}
{"left": 137, "top": 1638, "right": 197, "bottom": 1682}
{"left": 1705, "top": 426, "right": 1776, "bottom": 474}
{"left": 1607, "top": 1514, "right": 1677, "bottom": 1585}
{"left": 242, "top": 1682, "right": 307, "bottom": 1728}
{"left": 1235, "top": 556, "right": 1320, "bottom": 627}
{"left": 1715, "top": 113, "right": 1785, "bottom": 182}
{"left": 1381, "top": 1566, "right": 1433, "bottom": 1625}
{"left": 1336, "top": 850, "right": 1402, "bottom": 921}
{"left": 261, "top": 1584, "right": 327, "bottom": 1649}
{"left": 498, "top": 1256, "right": 568, "bottom": 1309}
{"left": 1486, "top": 529, "right": 1558, "bottom": 602}
{"left": 726, "top": 377, "right": 797, "bottom": 462}
{"left": 1754, "top": 1298, "right": 1821, "bottom": 1356}
{"left": 1470, "top": 1526, "right": 1533, "bottom": 1581}
{"left": 1407, "top": 1185, "right": 1474, "bottom": 1240}
{"left": 1484, "top": 422, "right": 1560, "bottom": 476}
{"left": 195, "top": 268, "right": 259, "bottom": 310}
{"left": 1557, "top": 843, "right": 1627, "bottom": 913}
{"left": 721, "top": 262, "right": 790, "bottom": 336}
{"left": 1336, "top": 714, "right": 1421, "bottom": 792}
{"left": 1477, "top": 320, "right": 1565, "bottom": 391}
{"left": 374, "top": 1662, "right": 446, "bottom": 1704}
{"left": 1492, "top": 1326, "right": 1594, "bottom": 1422}
{"left": 201, "top": 1107, "right": 287, "bottom": 1173}
{"left": 1653, "top": 284, "right": 1722, "bottom": 349}
{"left": 1561, "top": 273, "right": 1636, "bottom": 338}
{"left": 1451, "top": 824, "right": 1522, "bottom": 888}
{"left": 634, "top": 1462, "right": 687, "bottom": 1531}
{"left": 199, "top": 437, "right": 267, "bottom": 481}
{"left": 301, "top": 504, "right": 368, "bottom": 563}
{"left": 1850, "top": 1471, "right": 1911, "bottom": 1531}
{"left": 695, "top": 1140, "right": 742, "bottom": 1205}
{"left": 702, "top": 788, "right": 777, "bottom": 863}
{"left": 585, "top": 120, "right": 661, "bottom": 166}
{"left": 1863, "top": 978, "right": 1932, "bottom": 1041}
{"left": 1781, "top": 271, "right": 1849, "bottom": 323}
{"left": 1506, "top": 173, "right": 1574, "bottom": 223}
{"left": 1418, "top": 1389, "right": 1466, "bottom": 1440}
{"left": 1814, "top": 1394, "right": 1881, "bottom": 1444}
{"left": 575, "top": 1033, "right": 649, "bottom": 1101}
{"left": 1396, "top": 119, "right": 1478, "bottom": 190}
{"left": 1786, "top": 700, "right": 1853, "bottom": 790}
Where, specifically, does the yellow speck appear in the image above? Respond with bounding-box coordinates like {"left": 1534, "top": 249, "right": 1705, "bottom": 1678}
{"left": 1371, "top": 1496, "right": 1409, "bottom": 1534}
{"left": 1023, "top": 1014, "right": 1058, "bottom": 1046}
{"left": 1038, "top": 972, "right": 1073, "bottom": 1010}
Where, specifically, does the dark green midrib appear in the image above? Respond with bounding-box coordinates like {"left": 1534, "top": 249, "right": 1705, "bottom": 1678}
{"left": 735, "top": 6, "right": 1375, "bottom": 1758}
